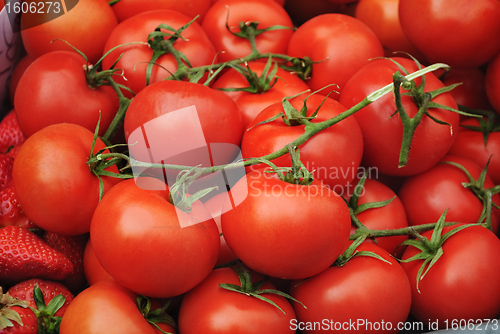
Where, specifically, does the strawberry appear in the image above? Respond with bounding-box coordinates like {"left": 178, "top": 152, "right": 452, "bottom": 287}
{"left": 0, "top": 154, "right": 14, "bottom": 191}
{"left": 7, "top": 279, "right": 74, "bottom": 334}
{"left": 0, "top": 287, "right": 36, "bottom": 334}
{"left": 0, "top": 181, "right": 36, "bottom": 230}
{"left": 43, "top": 232, "right": 88, "bottom": 293}
{"left": 0, "top": 110, "right": 26, "bottom": 154}
{"left": 0, "top": 226, "right": 73, "bottom": 285}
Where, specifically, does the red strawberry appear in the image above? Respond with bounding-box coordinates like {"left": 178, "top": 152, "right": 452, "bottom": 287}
{"left": 0, "top": 287, "right": 36, "bottom": 334}
{"left": 8, "top": 279, "right": 74, "bottom": 317}
{"left": 0, "top": 154, "right": 14, "bottom": 191}
{"left": 0, "top": 226, "right": 73, "bottom": 285}
{"left": 7, "top": 279, "right": 74, "bottom": 333}
{"left": 0, "top": 110, "right": 26, "bottom": 154}
{"left": 0, "top": 181, "right": 36, "bottom": 229}
{"left": 43, "top": 232, "right": 88, "bottom": 293}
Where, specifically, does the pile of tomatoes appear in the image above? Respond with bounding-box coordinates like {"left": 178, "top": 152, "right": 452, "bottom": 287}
{"left": 1, "top": 0, "right": 500, "bottom": 333}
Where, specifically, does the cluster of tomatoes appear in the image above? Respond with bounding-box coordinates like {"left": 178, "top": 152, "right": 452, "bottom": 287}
{"left": 1, "top": 0, "right": 500, "bottom": 333}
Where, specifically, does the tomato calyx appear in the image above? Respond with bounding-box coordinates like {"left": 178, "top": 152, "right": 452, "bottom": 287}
{"left": 136, "top": 296, "right": 176, "bottom": 334}
{"left": 217, "top": 57, "right": 281, "bottom": 94}
{"left": 168, "top": 166, "right": 218, "bottom": 212}
{"left": 334, "top": 234, "right": 392, "bottom": 267}
{"left": 399, "top": 210, "right": 480, "bottom": 293}
{"left": 388, "top": 57, "right": 475, "bottom": 168}
{"left": 0, "top": 287, "right": 30, "bottom": 330}
{"left": 29, "top": 284, "right": 66, "bottom": 334}
{"left": 440, "top": 159, "right": 500, "bottom": 231}
{"left": 145, "top": 18, "right": 200, "bottom": 84}
{"left": 458, "top": 108, "right": 500, "bottom": 147}
{"left": 219, "top": 261, "right": 306, "bottom": 314}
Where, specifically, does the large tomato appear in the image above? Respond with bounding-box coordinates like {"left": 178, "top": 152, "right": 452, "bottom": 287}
{"left": 123, "top": 80, "right": 243, "bottom": 175}
{"left": 346, "top": 178, "right": 409, "bottom": 257}
{"left": 178, "top": 266, "right": 296, "bottom": 334}
{"left": 242, "top": 93, "right": 363, "bottom": 191}
{"left": 220, "top": 169, "right": 351, "bottom": 279}
{"left": 287, "top": 13, "right": 384, "bottom": 99}
{"left": 486, "top": 51, "right": 500, "bottom": 114}
{"left": 339, "top": 57, "right": 460, "bottom": 176}
{"left": 102, "top": 10, "right": 217, "bottom": 97}
{"left": 201, "top": 0, "right": 294, "bottom": 63}
{"left": 211, "top": 61, "right": 310, "bottom": 131}
{"left": 14, "top": 51, "right": 119, "bottom": 138}
{"left": 11, "top": 123, "right": 120, "bottom": 235}
{"left": 399, "top": 0, "right": 500, "bottom": 67}
{"left": 20, "top": 0, "right": 118, "bottom": 64}
{"left": 354, "top": 0, "right": 425, "bottom": 60}
{"left": 398, "top": 155, "right": 500, "bottom": 233}
{"left": 401, "top": 224, "right": 500, "bottom": 328}
{"left": 289, "top": 242, "right": 412, "bottom": 334}
{"left": 90, "top": 177, "right": 220, "bottom": 298}
{"left": 109, "top": 0, "right": 211, "bottom": 23}
{"left": 60, "top": 280, "right": 176, "bottom": 334}
{"left": 447, "top": 118, "right": 500, "bottom": 185}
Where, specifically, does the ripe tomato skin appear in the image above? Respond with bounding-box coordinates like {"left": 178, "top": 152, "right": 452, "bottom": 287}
{"left": 12, "top": 123, "right": 120, "bottom": 236}
{"left": 399, "top": 0, "right": 500, "bottom": 67}
{"left": 90, "top": 177, "right": 220, "bottom": 298}
{"left": 178, "top": 267, "right": 296, "bottom": 334}
{"left": 59, "top": 280, "right": 172, "bottom": 334}
{"left": 447, "top": 118, "right": 500, "bottom": 185}
{"left": 102, "top": 10, "right": 217, "bottom": 97}
{"left": 287, "top": 13, "right": 384, "bottom": 99}
{"left": 400, "top": 225, "right": 500, "bottom": 328}
{"left": 354, "top": 0, "right": 425, "bottom": 61}
{"left": 8, "top": 56, "right": 32, "bottom": 104}
{"left": 241, "top": 94, "right": 364, "bottom": 192}
{"left": 398, "top": 155, "right": 500, "bottom": 233}
{"left": 211, "top": 61, "right": 310, "bottom": 131}
{"left": 20, "top": 0, "right": 118, "bottom": 64}
{"left": 346, "top": 178, "right": 409, "bottom": 257}
{"left": 289, "top": 243, "right": 412, "bottom": 334}
{"left": 339, "top": 57, "right": 460, "bottom": 176}
{"left": 486, "top": 51, "right": 500, "bottom": 114}
{"left": 110, "top": 0, "right": 211, "bottom": 23}
{"left": 201, "top": 0, "right": 294, "bottom": 63}
{"left": 221, "top": 170, "right": 351, "bottom": 279}
{"left": 14, "top": 51, "right": 119, "bottom": 138}
{"left": 83, "top": 239, "right": 113, "bottom": 286}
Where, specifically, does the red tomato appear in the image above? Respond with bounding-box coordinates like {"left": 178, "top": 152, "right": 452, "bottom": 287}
{"left": 20, "top": 0, "right": 118, "bottom": 64}
{"left": 211, "top": 61, "right": 310, "bottom": 131}
{"left": 123, "top": 80, "right": 243, "bottom": 169}
{"left": 287, "top": 13, "right": 384, "bottom": 99}
{"left": 110, "top": 0, "right": 211, "bottom": 22}
{"left": 221, "top": 169, "right": 351, "bottom": 279}
{"left": 102, "top": 10, "right": 217, "bottom": 97}
{"left": 346, "top": 178, "right": 409, "bottom": 257}
{"left": 399, "top": 0, "right": 500, "bottom": 67}
{"left": 11, "top": 123, "right": 120, "bottom": 235}
{"left": 90, "top": 177, "right": 220, "bottom": 298}
{"left": 339, "top": 57, "right": 460, "bottom": 176}
{"left": 398, "top": 155, "right": 500, "bottom": 233}
{"left": 242, "top": 94, "right": 363, "bottom": 191}
{"left": 211, "top": 0, "right": 285, "bottom": 5}
{"left": 8, "top": 56, "right": 32, "bottom": 104}
{"left": 289, "top": 242, "right": 412, "bottom": 334}
{"left": 447, "top": 118, "right": 500, "bottom": 185}
{"left": 201, "top": 0, "right": 294, "bottom": 63}
{"left": 83, "top": 239, "right": 113, "bottom": 286}
{"left": 178, "top": 266, "right": 296, "bottom": 334}
{"left": 440, "top": 67, "right": 493, "bottom": 112}
{"left": 284, "top": 0, "right": 339, "bottom": 26}
{"left": 203, "top": 192, "right": 238, "bottom": 267}
{"left": 401, "top": 225, "right": 500, "bottom": 328}
{"left": 354, "top": 0, "right": 425, "bottom": 61}
{"left": 60, "top": 280, "right": 176, "bottom": 334}
{"left": 14, "top": 51, "right": 119, "bottom": 138}
{"left": 486, "top": 51, "right": 500, "bottom": 114}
